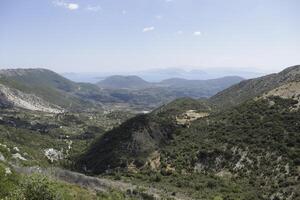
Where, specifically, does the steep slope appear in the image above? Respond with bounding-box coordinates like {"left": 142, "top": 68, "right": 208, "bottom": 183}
{"left": 159, "top": 96, "right": 300, "bottom": 199}
{"left": 97, "top": 75, "right": 151, "bottom": 89}
{"left": 0, "top": 68, "right": 103, "bottom": 111}
{"left": 0, "top": 84, "right": 63, "bottom": 113}
{"left": 78, "top": 65, "right": 300, "bottom": 199}
{"left": 78, "top": 98, "right": 211, "bottom": 173}
{"left": 210, "top": 65, "right": 300, "bottom": 108}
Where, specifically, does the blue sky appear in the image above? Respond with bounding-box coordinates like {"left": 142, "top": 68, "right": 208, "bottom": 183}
{"left": 0, "top": 0, "right": 299, "bottom": 73}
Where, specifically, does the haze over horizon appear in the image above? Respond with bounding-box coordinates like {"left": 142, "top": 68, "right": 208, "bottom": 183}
{"left": 0, "top": 0, "right": 299, "bottom": 74}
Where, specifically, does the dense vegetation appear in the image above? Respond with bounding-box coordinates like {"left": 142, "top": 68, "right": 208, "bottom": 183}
{"left": 1, "top": 66, "right": 300, "bottom": 199}
{"left": 81, "top": 97, "right": 300, "bottom": 199}
{"left": 78, "top": 98, "right": 211, "bottom": 173}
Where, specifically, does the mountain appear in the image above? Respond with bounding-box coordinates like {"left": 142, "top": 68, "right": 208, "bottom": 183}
{"left": 97, "top": 75, "right": 152, "bottom": 89}
{"left": 135, "top": 67, "right": 262, "bottom": 81}
{"left": 159, "top": 76, "right": 243, "bottom": 89}
{"left": 0, "top": 68, "right": 243, "bottom": 113}
{"left": 77, "top": 65, "right": 300, "bottom": 199}
{"left": 78, "top": 98, "right": 211, "bottom": 173}
{"left": 211, "top": 65, "right": 300, "bottom": 108}
{"left": 98, "top": 75, "right": 244, "bottom": 90}
{"left": 0, "top": 68, "right": 104, "bottom": 112}
{"left": 62, "top": 68, "right": 262, "bottom": 83}
{"left": 96, "top": 75, "right": 243, "bottom": 111}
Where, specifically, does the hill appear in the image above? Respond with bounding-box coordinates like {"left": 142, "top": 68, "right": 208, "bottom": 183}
{"left": 79, "top": 98, "right": 211, "bottom": 173}
{"left": 97, "top": 75, "right": 151, "bottom": 89}
{"left": 210, "top": 65, "right": 300, "bottom": 108}
{"left": 96, "top": 75, "right": 243, "bottom": 110}
{"left": 0, "top": 68, "right": 243, "bottom": 113}
{"left": 0, "top": 68, "right": 105, "bottom": 112}
{"left": 77, "top": 65, "right": 300, "bottom": 199}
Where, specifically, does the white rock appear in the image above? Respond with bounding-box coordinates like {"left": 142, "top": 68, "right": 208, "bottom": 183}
{"left": 12, "top": 153, "right": 27, "bottom": 161}
{"left": 0, "top": 153, "right": 5, "bottom": 161}
{"left": 44, "top": 148, "right": 64, "bottom": 163}
{"left": 13, "top": 147, "right": 20, "bottom": 152}
{"left": 0, "top": 84, "right": 64, "bottom": 114}
{"left": 5, "top": 167, "right": 12, "bottom": 175}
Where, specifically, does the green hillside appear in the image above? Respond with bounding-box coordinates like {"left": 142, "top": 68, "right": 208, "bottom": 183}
{"left": 0, "top": 68, "right": 103, "bottom": 111}
{"left": 78, "top": 65, "right": 300, "bottom": 199}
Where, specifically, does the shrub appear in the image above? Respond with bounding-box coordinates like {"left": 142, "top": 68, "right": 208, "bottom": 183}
{"left": 8, "top": 174, "right": 61, "bottom": 200}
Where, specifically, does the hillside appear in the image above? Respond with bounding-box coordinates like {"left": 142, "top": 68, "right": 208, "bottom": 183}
{"left": 0, "top": 69, "right": 242, "bottom": 113}
{"left": 78, "top": 98, "right": 211, "bottom": 174}
{"left": 210, "top": 65, "right": 300, "bottom": 108}
{"left": 78, "top": 65, "right": 300, "bottom": 199}
{"left": 97, "top": 75, "right": 152, "bottom": 89}
{"left": 0, "top": 68, "right": 105, "bottom": 112}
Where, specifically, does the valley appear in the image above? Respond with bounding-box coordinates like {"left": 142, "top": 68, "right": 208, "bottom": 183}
{"left": 0, "top": 66, "right": 299, "bottom": 200}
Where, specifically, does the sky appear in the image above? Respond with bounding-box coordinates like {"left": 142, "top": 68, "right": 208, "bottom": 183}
{"left": 0, "top": 0, "right": 299, "bottom": 73}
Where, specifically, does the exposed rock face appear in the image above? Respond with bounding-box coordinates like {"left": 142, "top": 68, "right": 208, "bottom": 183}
{"left": 12, "top": 153, "right": 27, "bottom": 161}
{"left": 262, "top": 81, "right": 300, "bottom": 110}
{"left": 0, "top": 84, "right": 64, "bottom": 113}
{"left": 44, "top": 148, "right": 64, "bottom": 163}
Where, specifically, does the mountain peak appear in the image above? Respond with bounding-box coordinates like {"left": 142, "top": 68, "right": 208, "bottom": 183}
{"left": 97, "top": 75, "right": 151, "bottom": 89}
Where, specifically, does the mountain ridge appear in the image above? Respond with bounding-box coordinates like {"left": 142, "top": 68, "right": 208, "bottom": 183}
{"left": 210, "top": 65, "right": 300, "bottom": 108}
{"left": 0, "top": 68, "right": 103, "bottom": 112}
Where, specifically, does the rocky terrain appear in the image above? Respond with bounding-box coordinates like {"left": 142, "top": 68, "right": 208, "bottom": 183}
{"left": 0, "top": 84, "right": 64, "bottom": 113}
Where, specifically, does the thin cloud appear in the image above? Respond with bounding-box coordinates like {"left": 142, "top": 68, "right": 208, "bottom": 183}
{"left": 53, "top": 0, "right": 79, "bottom": 10}
{"left": 194, "top": 31, "right": 202, "bottom": 36}
{"left": 143, "top": 26, "right": 155, "bottom": 32}
{"left": 86, "top": 5, "right": 101, "bottom": 12}
{"left": 155, "top": 15, "right": 163, "bottom": 20}
{"left": 122, "top": 10, "right": 127, "bottom": 15}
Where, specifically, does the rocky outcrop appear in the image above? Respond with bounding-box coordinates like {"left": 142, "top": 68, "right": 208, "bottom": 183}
{"left": 44, "top": 148, "right": 64, "bottom": 163}
{"left": 262, "top": 81, "right": 300, "bottom": 110}
{"left": 0, "top": 84, "right": 63, "bottom": 113}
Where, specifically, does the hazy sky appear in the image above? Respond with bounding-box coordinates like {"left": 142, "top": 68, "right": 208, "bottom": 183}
{"left": 0, "top": 0, "right": 299, "bottom": 73}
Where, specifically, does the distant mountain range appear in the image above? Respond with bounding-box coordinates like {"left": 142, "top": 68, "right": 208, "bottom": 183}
{"left": 0, "top": 68, "right": 243, "bottom": 113}
{"left": 97, "top": 75, "right": 244, "bottom": 90}
{"left": 62, "top": 67, "right": 264, "bottom": 83}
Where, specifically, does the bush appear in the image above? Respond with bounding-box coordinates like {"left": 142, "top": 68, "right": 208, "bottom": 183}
{"left": 8, "top": 174, "right": 61, "bottom": 200}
